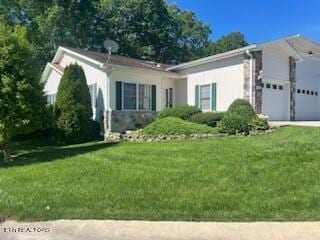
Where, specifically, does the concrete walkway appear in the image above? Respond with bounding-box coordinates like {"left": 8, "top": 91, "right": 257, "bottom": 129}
{"left": 1, "top": 220, "right": 320, "bottom": 240}
{"left": 269, "top": 121, "right": 320, "bottom": 127}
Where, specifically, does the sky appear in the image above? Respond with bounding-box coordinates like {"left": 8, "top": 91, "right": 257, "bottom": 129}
{"left": 168, "top": 0, "right": 320, "bottom": 44}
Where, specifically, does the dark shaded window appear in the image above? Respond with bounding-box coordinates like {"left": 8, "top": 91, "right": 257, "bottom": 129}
{"left": 261, "top": 83, "right": 264, "bottom": 88}
{"left": 302, "top": 90, "right": 305, "bottom": 94}
{"left": 266, "top": 83, "right": 271, "bottom": 88}
{"left": 297, "top": 89, "right": 301, "bottom": 94}
{"left": 311, "top": 91, "right": 314, "bottom": 95}
{"left": 123, "top": 83, "right": 137, "bottom": 110}
{"left": 307, "top": 90, "right": 310, "bottom": 95}
{"left": 272, "top": 84, "right": 277, "bottom": 90}
{"left": 315, "top": 92, "right": 318, "bottom": 96}
{"left": 279, "top": 85, "right": 283, "bottom": 90}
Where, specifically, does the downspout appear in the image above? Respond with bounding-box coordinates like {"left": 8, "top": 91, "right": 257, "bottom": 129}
{"left": 99, "top": 63, "right": 113, "bottom": 133}
{"left": 245, "top": 50, "right": 253, "bottom": 105}
{"left": 106, "top": 67, "right": 113, "bottom": 133}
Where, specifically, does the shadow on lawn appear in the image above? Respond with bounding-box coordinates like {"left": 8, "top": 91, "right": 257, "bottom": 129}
{"left": 0, "top": 141, "right": 117, "bottom": 168}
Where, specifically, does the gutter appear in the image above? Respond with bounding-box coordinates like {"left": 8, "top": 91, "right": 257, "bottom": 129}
{"left": 166, "top": 45, "right": 257, "bottom": 71}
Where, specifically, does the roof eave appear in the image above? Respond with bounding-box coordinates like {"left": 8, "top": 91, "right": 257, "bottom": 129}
{"left": 41, "top": 63, "right": 64, "bottom": 83}
{"left": 101, "top": 63, "right": 183, "bottom": 78}
{"left": 166, "top": 45, "right": 257, "bottom": 71}
{"left": 257, "top": 38, "right": 303, "bottom": 62}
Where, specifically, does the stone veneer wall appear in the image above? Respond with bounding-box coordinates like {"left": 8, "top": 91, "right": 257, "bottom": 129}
{"left": 243, "top": 51, "right": 263, "bottom": 113}
{"left": 105, "top": 111, "right": 157, "bottom": 133}
{"left": 243, "top": 58, "right": 251, "bottom": 102}
{"left": 289, "top": 56, "right": 296, "bottom": 120}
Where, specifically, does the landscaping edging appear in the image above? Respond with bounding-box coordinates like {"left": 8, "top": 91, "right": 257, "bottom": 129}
{"left": 104, "top": 129, "right": 274, "bottom": 142}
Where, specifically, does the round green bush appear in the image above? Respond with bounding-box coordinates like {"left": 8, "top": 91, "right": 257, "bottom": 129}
{"left": 140, "top": 117, "right": 217, "bottom": 136}
{"left": 188, "top": 112, "right": 225, "bottom": 127}
{"left": 157, "top": 105, "right": 201, "bottom": 120}
{"left": 218, "top": 99, "right": 256, "bottom": 135}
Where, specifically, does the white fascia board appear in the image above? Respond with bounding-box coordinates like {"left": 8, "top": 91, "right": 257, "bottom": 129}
{"left": 258, "top": 34, "right": 301, "bottom": 48}
{"left": 49, "top": 63, "right": 63, "bottom": 75}
{"left": 258, "top": 38, "right": 303, "bottom": 62}
{"left": 166, "top": 45, "right": 257, "bottom": 71}
{"left": 101, "top": 63, "right": 184, "bottom": 78}
{"left": 41, "top": 63, "right": 51, "bottom": 83}
{"left": 55, "top": 46, "right": 102, "bottom": 66}
{"left": 40, "top": 63, "right": 63, "bottom": 83}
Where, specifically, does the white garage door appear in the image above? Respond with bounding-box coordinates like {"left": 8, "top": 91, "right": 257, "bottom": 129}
{"left": 262, "top": 82, "right": 290, "bottom": 121}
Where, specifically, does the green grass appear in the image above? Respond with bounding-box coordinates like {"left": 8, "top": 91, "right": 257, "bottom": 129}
{"left": 140, "top": 117, "right": 218, "bottom": 135}
{"left": 0, "top": 126, "right": 319, "bottom": 221}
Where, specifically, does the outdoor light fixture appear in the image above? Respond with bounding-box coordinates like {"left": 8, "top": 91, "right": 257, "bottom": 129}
{"left": 308, "top": 51, "right": 313, "bottom": 57}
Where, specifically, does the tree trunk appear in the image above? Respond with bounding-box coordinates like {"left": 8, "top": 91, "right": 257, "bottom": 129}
{"left": 1, "top": 140, "right": 12, "bottom": 163}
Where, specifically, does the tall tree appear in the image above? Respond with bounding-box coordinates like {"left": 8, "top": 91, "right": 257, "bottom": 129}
{"left": 1, "top": 0, "right": 101, "bottom": 65}
{"left": 55, "top": 64, "right": 97, "bottom": 143}
{"left": 168, "top": 4, "right": 211, "bottom": 63}
{"left": 0, "top": 19, "right": 47, "bottom": 161}
{"left": 2, "top": 0, "right": 248, "bottom": 65}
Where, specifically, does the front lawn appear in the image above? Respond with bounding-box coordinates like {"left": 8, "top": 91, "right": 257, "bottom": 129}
{"left": 0, "top": 126, "right": 319, "bottom": 221}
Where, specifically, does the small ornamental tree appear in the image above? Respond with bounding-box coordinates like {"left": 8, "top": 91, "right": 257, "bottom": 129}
{"left": 55, "top": 64, "right": 98, "bottom": 143}
{"left": 0, "top": 21, "right": 47, "bottom": 162}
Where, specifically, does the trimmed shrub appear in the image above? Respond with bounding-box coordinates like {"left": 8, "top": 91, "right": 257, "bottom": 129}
{"left": 140, "top": 117, "right": 217, "bottom": 136}
{"left": 218, "top": 99, "right": 256, "bottom": 135}
{"left": 55, "top": 64, "right": 100, "bottom": 143}
{"left": 250, "top": 117, "right": 269, "bottom": 131}
{"left": 157, "top": 105, "right": 201, "bottom": 120}
{"left": 188, "top": 112, "right": 225, "bottom": 127}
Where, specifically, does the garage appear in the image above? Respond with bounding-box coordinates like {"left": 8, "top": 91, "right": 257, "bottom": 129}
{"left": 262, "top": 81, "right": 290, "bottom": 121}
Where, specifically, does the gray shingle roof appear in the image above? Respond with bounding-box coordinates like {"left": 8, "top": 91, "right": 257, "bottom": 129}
{"left": 63, "top": 47, "right": 172, "bottom": 72}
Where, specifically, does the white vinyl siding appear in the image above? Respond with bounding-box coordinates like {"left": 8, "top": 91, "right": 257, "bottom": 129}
{"left": 88, "top": 83, "right": 97, "bottom": 107}
{"left": 262, "top": 44, "right": 290, "bottom": 81}
{"left": 182, "top": 55, "right": 244, "bottom": 112}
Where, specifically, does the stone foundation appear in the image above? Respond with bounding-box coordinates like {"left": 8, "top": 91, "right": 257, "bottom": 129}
{"left": 104, "top": 110, "right": 157, "bottom": 134}
{"left": 289, "top": 56, "right": 296, "bottom": 121}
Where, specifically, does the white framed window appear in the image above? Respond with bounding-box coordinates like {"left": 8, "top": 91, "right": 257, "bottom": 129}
{"left": 88, "top": 83, "right": 97, "bottom": 107}
{"left": 139, "top": 84, "right": 151, "bottom": 110}
{"left": 123, "top": 82, "right": 137, "bottom": 110}
{"left": 47, "top": 94, "right": 56, "bottom": 105}
{"left": 200, "top": 84, "right": 210, "bottom": 111}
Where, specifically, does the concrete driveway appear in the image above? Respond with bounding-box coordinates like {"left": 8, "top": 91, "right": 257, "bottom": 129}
{"left": 1, "top": 220, "right": 320, "bottom": 240}
{"left": 269, "top": 121, "right": 320, "bottom": 127}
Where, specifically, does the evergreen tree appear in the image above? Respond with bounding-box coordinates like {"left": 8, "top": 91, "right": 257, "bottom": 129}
{"left": 0, "top": 20, "right": 47, "bottom": 161}
{"left": 55, "top": 64, "right": 96, "bottom": 143}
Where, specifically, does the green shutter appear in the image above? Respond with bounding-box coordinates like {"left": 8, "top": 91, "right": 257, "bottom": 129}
{"left": 195, "top": 85, "right": 199, "bottom": 108}
{"left": 211, "top": 83, "right": 217, "bottom": 111}
{"left": 116, "top": 81, "right": 122, "bottom": 110}
{"left": 151, "top": 85, "right": 156, "bottom": 111}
